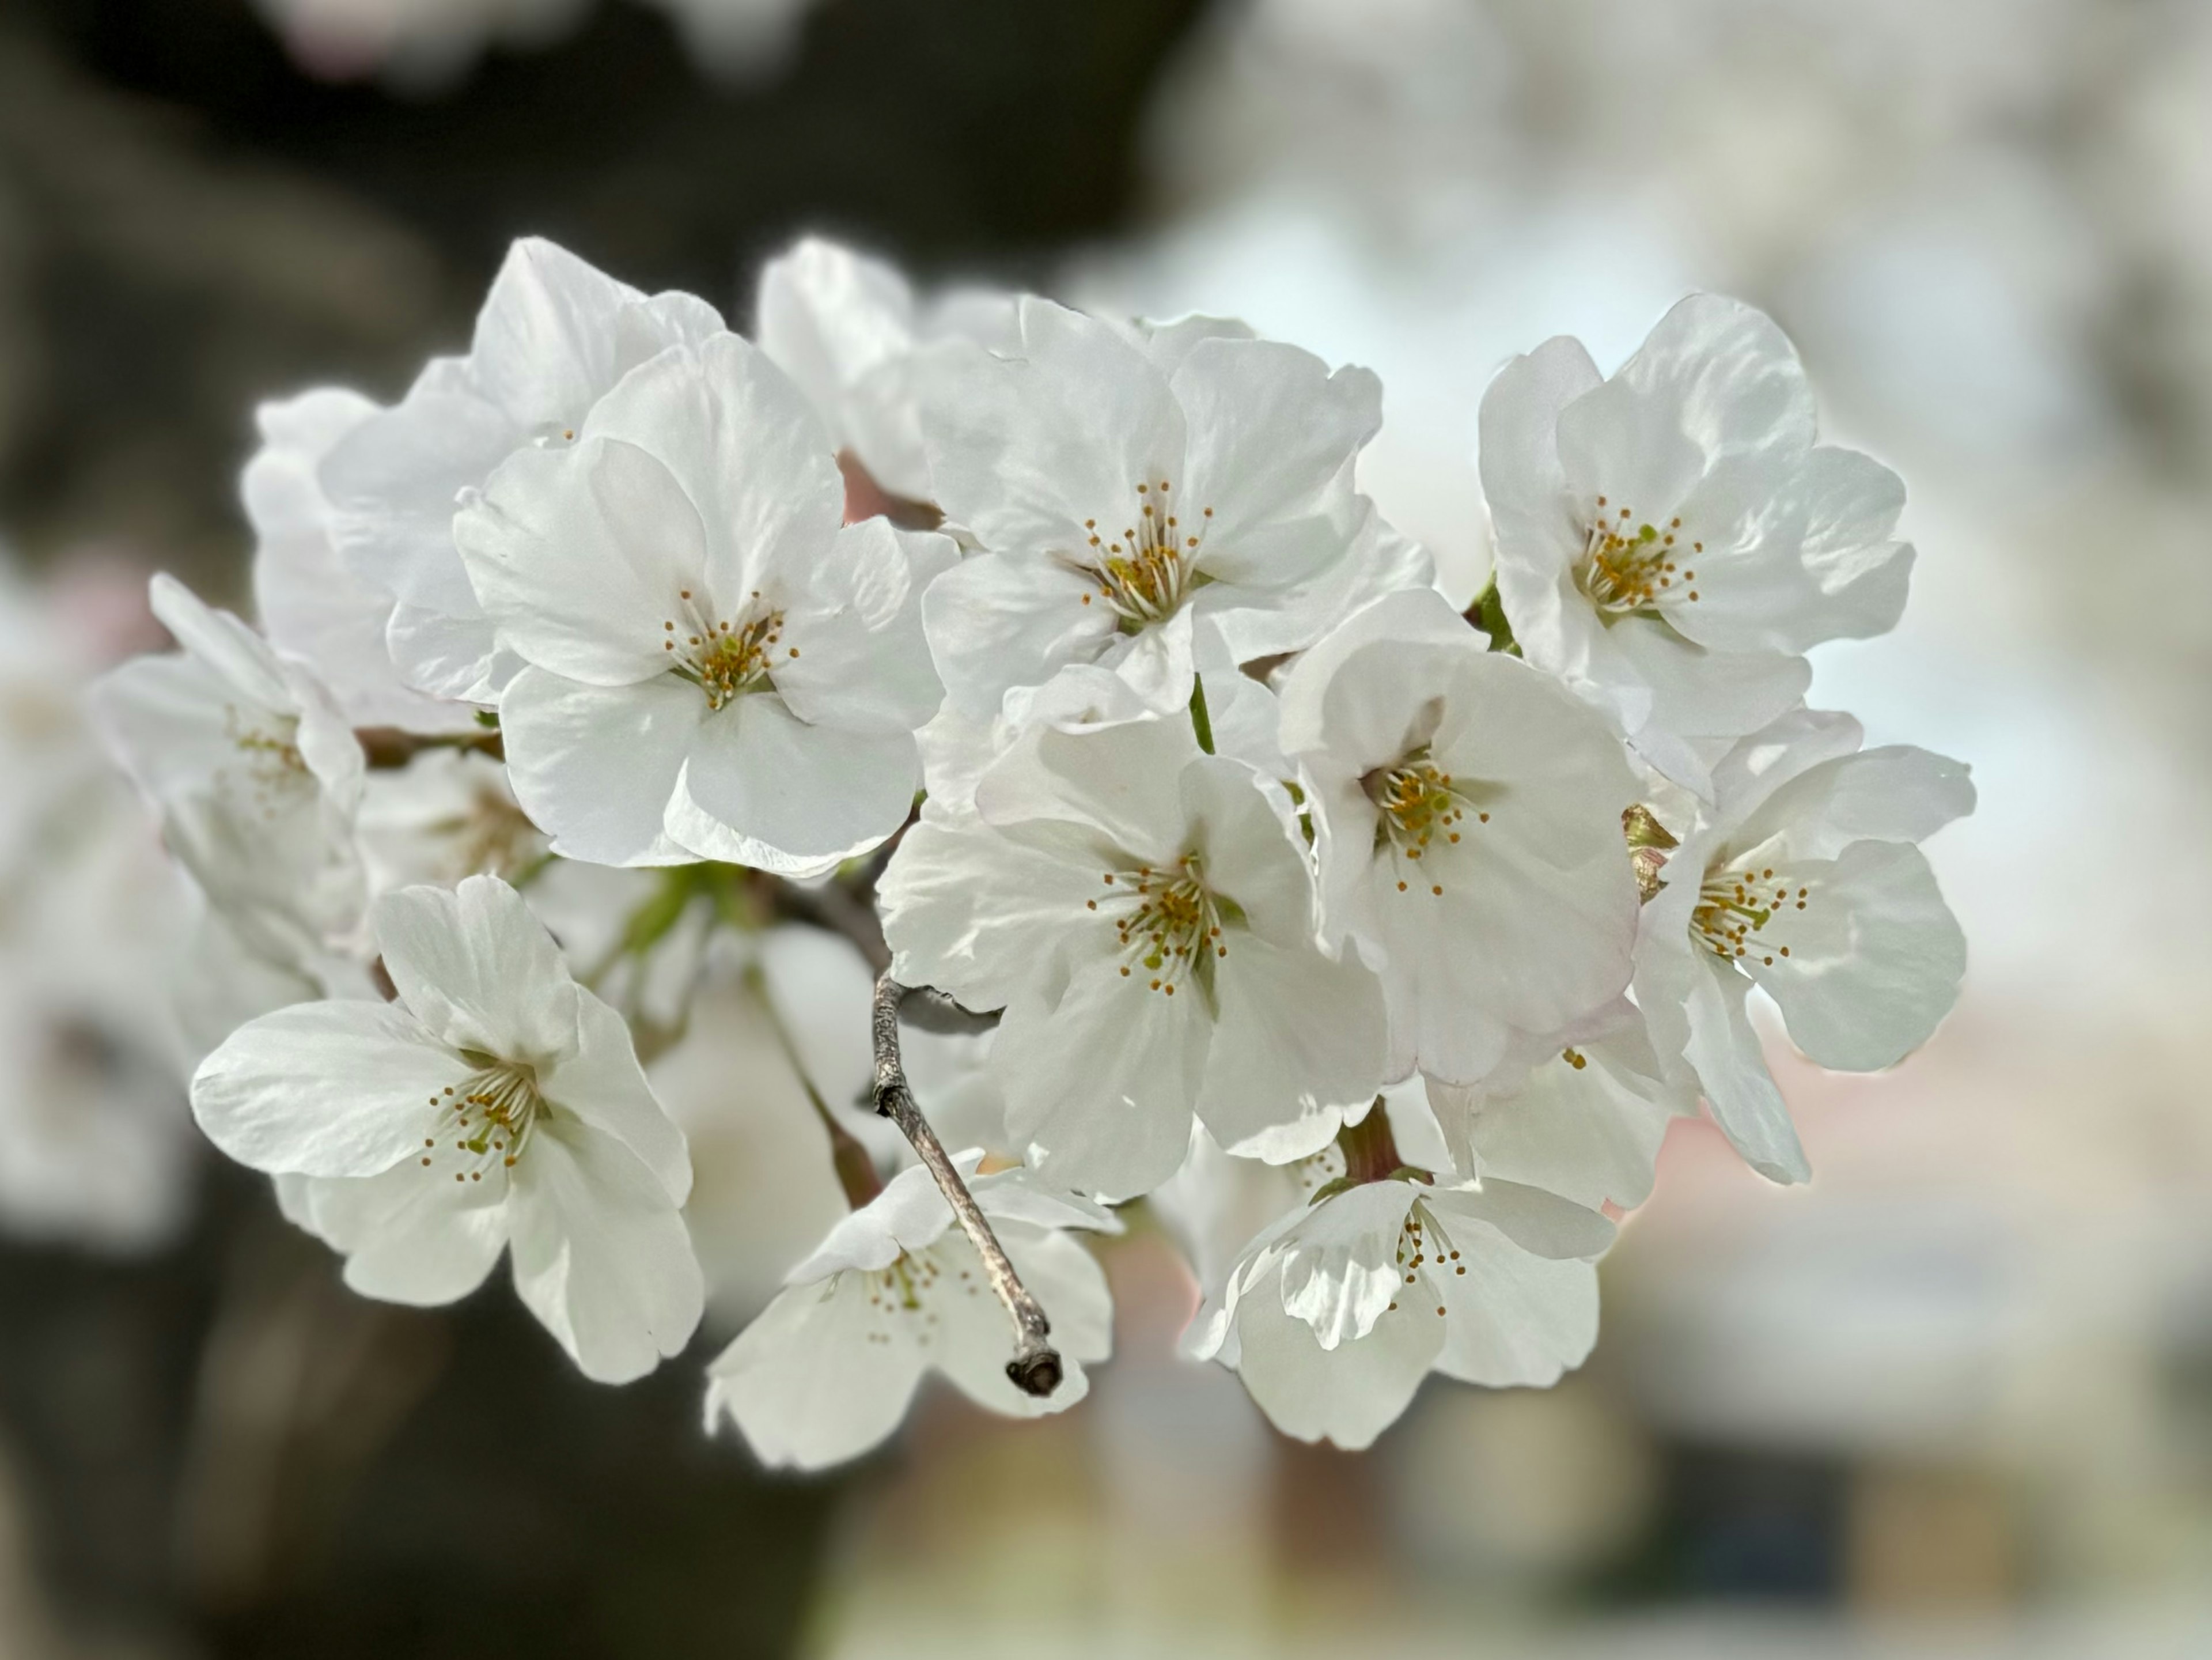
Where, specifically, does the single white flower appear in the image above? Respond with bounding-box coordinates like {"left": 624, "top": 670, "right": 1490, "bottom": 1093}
{"left": 755, "top": 235, "right": 1018, "bottom": 512}
{"left": 319, "top": 237, "right": 724, "bottom": 704}
{"left": 881, "top": 716, "right": 1390, "bottom": 1200}
{"left": 1480, "top": 294, "right": 1914, "bottom": 795}
{"left": 89, "top": 575, "right": 369, "bottom": 986}
{"left": 1635, "top": 709, "right": 1973, "bottom": 1183}
{"left": 1277, "top": 587, "right": 1641, "bottom": 1086}
{"left": 704, "top": 1158, "right": 1116, "bottom": 1470}
{"left": 190, "top": 875, "right": 702, "bottom": 1383}
{"left": 454, "top": 331, "right": 955, "bottom": 874}
{"left": 916, "top": 297, "right": 1385, "bottom": 717}
{"left": 249, "top": 388, "right": 480, "bottom": 733}
{"left": 1184, "top": 1121, "right": 1614, "bottom": 1451}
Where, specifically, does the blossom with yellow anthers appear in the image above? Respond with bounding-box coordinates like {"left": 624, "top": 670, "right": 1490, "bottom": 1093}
{"left": 415, "top": 1061, "right": 545, "bottom": 1182}
{"left": 1362, "top": 748, "right": 1488, "bottom": 896}
{"left": 1089, "top": 853, "right": 1234, "bottom": 1000}
{"left": 1575, "top": 496, "right": 1702, "bottom": 617}
{"left": 1077, "top": 479, "right": 1214, "bottom": 634}
{"left": 661, "top": 587, "right": 792, "bottom": 711}
{"left": 1692, "top": 864, "right": 1810, "bottom": 969}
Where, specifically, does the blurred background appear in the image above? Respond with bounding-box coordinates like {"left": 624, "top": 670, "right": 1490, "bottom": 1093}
{"left": 3, "top": 0, "right": 2211, "bottom": 1655}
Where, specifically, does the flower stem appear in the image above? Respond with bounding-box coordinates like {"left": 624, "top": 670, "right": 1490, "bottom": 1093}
{"left": 747, "top": 967, "right": 883, "bottom": 1211}
{"left": 870, "top": 973, "right": 1062, "bottom": 1397}
{"left": 1188, "top": 672, "right": 1217, "bottom": 755}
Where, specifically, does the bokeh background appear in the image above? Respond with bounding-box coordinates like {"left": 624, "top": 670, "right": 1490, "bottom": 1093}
{"left": 4, "top": 1, "right": 2211, "bottom": 1655}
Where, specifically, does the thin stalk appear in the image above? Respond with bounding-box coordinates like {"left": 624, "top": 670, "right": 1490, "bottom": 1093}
{"left": 747, "top": 967, "right": 883, "bottom": 1211}
{"left": 871, "top": 973, "right": 1062, "bottom": 1397}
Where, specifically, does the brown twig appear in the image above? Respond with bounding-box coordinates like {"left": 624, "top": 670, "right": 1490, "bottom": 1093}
{"left": 870, "top": 973, "right": 1060, "bottom": 1397}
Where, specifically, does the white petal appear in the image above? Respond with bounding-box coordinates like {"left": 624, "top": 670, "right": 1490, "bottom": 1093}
{"left": 1682, "top": 954, "right": 1809, "bottom": 1184}
{"left": 309, "top": 1163, "right": 510, "bottom": 1306}
{"left": 541, "top": 991, "right": 692, "bottom": 1203}
{"left": 1424, "top": 1208, "right": 1601, "bottom": 1387}
{"left": 191, "top": 1000, "right": 458, "bottom": 1178}
{"left": 1232, "top": 1287, "right": 1442, "bottom": 1450}
{"left": 672, "top": 693, "right": 918, "bottom": 874}
{"left": 1731, "top": 742, "right": 1975, "bottom": 863}
{"left": 921, "top": 551, "right": 1119, "bottom": 719}
{"left": 457, "top": 436, "right": 712, "bottom": 686}
{"left": 704, "top": 1272, "right": 926, "bottom": 1470}
{"left": 919, "top": 297, "right": 1188, "bottom": 559}
{"left": 1171, "top": 336, "right": 1380, "bottom": 591}
{"left": 498, "top": 667, "right": 702, "bottom": 867}
{"left": 993, "top": 955, "right": 1210, "bottom": 1201}
{"left": 1747, "top": 840, "right": 1966, "bottom": 1072}
{"left": 582, "top": 333, "right": 843, "bottom": 604}
{"left": 507, "top": 1117, "right": 704, "bottom": 1384}
{"left": 773, "top": 518, "right": 950, "bottom": 734}
{"left": 1275, "top": 1180, "right": 1416, "bottom": 1348}
{"left": 1199, "top": 932, "right": 1388, "bottom": 1162}
{"left": 877, "top": 818, "right": 1103, "bottom": 1012}
{"left": 372, "top": 875, "right": 583, "bottom": 1067}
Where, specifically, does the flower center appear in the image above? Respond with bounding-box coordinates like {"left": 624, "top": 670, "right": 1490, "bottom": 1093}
{"left": 854, "top": 1242, "right": 983, "bottom": 1349}
{"left": 660, "top": 587, "right": 792, "bottom": 711}
{"left": 1691, "top": 863, "right": 1815, "bottom": 968}
{"left": 1089, "top": 852, "right": 1236, "bottom": 1001}
{"left": 1075, "top": 479, "right": 1214, "bottom": 634}
{"left": 1362, "top": 748, "right": 1489, "bottom": 897}
{"left": 223, "top": 705, "right": 309, "bottom": 806}
{"left": 415, "top": 1060, "right": 544, "bottom": 1185}
{"left": 1574, "top": 496, "right": 1702, "bottom": 617}
{"left": 1388, "top": 1200, "right": 1464, "bottom": 1318}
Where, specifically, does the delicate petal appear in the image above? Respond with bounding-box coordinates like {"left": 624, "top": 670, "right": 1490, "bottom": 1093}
{"left": 773, "top": 519, "right": 950, "bottom": 734}
{"left": 372, "top": 875, "right": 582, "bottom": 1067}
{"left": 921, "top": 551, "right": 1120, "bottom": 720}
{"left": 705, "top": 1272, "right": 927, "bottom": 1470}
{"left": 1745, "top": 840, "right": 1966, "bottom": 1072}
{"left": 1425, "top": 1205, "right": 1603, "bottom": 1387}
{"left": 191, "top": 1000, "right": 459, "bottom": 1178}
{"left": 581, "top": 332, "right": 844, "bottom": 605}
{"left": 878, "top": 818, "right": 1105, "bottom": 1011}
{"left": 993, "top": 956, "right": 1211, "bottom": 1201}
{"left": 459, "top": 436, "right": 713, "bottom": 686}
{"left": 308, "top": 1163, "right": 510, "bottom": 1306}
{"left": 542, "top": 992, "right": 692, "bottom": 1203}
{"left": 672, "top": 694, "right": 918, "bottom": 874}
{"left": 498, "top": 667, "right": 702, "bottom": 867}
{"left": 507, "top": 1118, "right": 704, "bottom": 1384}
{"left": 1233, "top": 1289, "right": 1442, "bottom": 1450}
{"left": 1682, "top": 955, "right": 1809, "bottom": 1184}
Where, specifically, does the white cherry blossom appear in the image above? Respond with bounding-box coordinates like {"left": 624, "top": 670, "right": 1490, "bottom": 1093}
{"left": 704, "top": 1158, "right": 1115, "bottom": 1470}
{"left": 881, "top": 716, "right": 1390, "bottom": 1200}
{"left": 1277, "top": 587, "right": 1641, "bottom": 1086}
{"left": 90, "top": 576, "right": 369, "bottom": 990}
{"left": 454, "top": 331, "right": 955, "bottom": 874}
{"left": 916, "top": 297, "right": 1385, "bottom": 716}
{"left": 191, "top": 875, "right": 702, "bottom": 1383}
{"left": 320, "top": 237, "right": 724, "bottom": 704}
{"left": 1481, "top": 295, "right": 1914, "bottom": 795}
{"left": 1636, "top": 709, "right": 1974, "bottom": 1183}
{"left": 1184, "top": 1124, "right": 1614, "bottom": 1450}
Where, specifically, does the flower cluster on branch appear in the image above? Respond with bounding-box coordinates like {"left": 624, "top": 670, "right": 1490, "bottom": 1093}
{"left": 82, "top": 235, "right": 1972, "bottom": 1463}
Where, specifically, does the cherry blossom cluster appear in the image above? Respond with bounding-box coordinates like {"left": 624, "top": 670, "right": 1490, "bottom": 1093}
{"left": 82, "top": 235, "right": 1972, "bottom": 1462}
